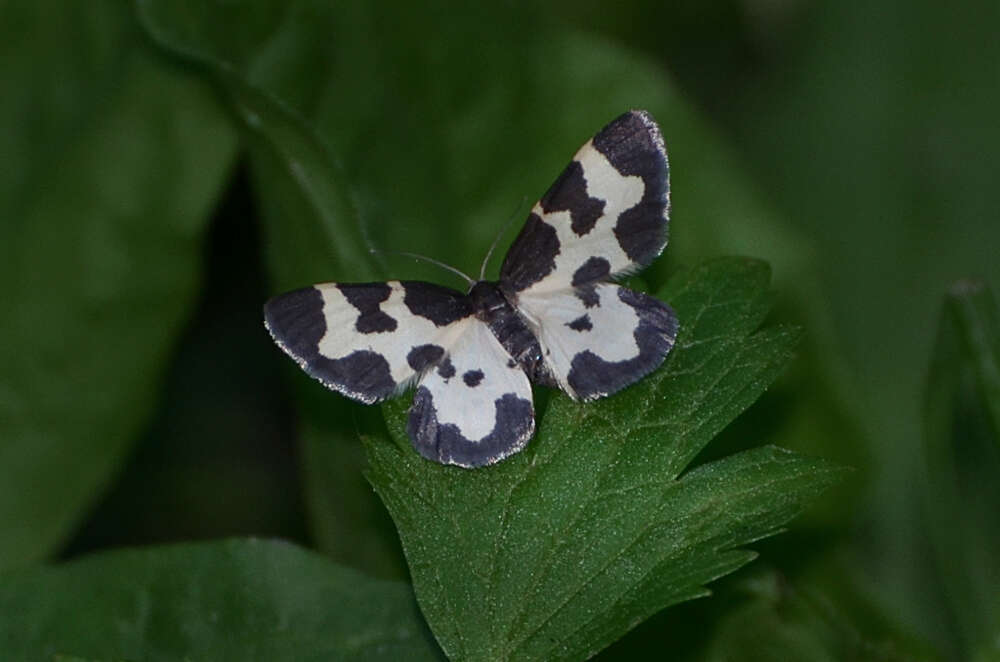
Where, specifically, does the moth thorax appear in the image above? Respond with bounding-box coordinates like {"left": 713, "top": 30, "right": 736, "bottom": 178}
{"left": 468, "top": 281, "right": 509, "bottom": 320}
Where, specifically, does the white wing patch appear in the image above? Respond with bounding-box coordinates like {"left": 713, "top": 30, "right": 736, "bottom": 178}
{"left": 408, "top": 320, "right": 534, "bottom": 467}
{"left": 516, "top": 283, "right": 678, "bottom": 401}
{"left": 315, "top": 282, "right": 464, "bottom": 388}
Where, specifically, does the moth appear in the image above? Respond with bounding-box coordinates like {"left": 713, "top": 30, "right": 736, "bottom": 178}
{"left": 264, "top": 110, "right": 678, "bottom": 468}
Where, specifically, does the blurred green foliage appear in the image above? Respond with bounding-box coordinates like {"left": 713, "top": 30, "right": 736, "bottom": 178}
{"left": 0, "top": 539, "right": 440, "bottom": 661}
{"left": 2, "top": 0, "right": 998, "bottom": 659}
{"left": 0, "top": 1, "right": 237, "bottom": 567}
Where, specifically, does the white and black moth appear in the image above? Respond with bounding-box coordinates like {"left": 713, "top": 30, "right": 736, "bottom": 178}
{"left": 264, "top": 110, "right": 678, "bottom": 468}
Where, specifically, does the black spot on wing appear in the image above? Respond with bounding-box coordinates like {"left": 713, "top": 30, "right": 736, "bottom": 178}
{"left": 463, "top": 369, "right": 484, "bottom": 387}
{"left": 539, "top": 160, "right": 606, "bottom": 236}
{"left": 265, "top": 286, "right": 397, "bottom": 403}
{"left": 437, "top": 357, "right": 456, "bottom": 379}
{"left": 571, "top": 256, "right": 611, "bottom": 286}
{"left": 567, "top": 287, "right": 678, "bottom": 401}
{"left": 407, "top": 388, "right": 534, "bottom": 467}
{"left": 575, "top": 285, "right": 600, "bottom": 308}
{"left": 401, "top": 281, "right": 473, "bottom": 326}
{"left": 337, "top": 283, "right": 397, "bottom": 333}
{"left": 592, "top": 111, "right": 670, "bottom": 266}
{"left": 499, "top": 212, "right": 560, "bottom": 292}
{"left": 566, "top": 314, "right": 592, "bottom": 332}
{"left": 407, "top": 344, "right": 444, "bottom": 372}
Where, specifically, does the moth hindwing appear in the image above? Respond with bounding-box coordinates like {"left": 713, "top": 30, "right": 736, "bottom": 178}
{"left": 264, "top": 110, "right": 678, "bottom": 468}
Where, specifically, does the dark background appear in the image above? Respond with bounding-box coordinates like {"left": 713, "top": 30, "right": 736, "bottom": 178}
{"left": 3, "top": 0, "right": 998, "bottom": 659}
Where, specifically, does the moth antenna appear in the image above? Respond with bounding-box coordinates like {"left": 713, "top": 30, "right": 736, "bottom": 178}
{"left": 369, "top": 248, "right": 475, "bottom": 287}
{"left": 479, "top": 196, "right": 528, "bottom": 281}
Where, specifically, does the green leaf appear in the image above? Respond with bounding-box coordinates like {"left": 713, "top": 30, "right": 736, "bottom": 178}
{"left": 0, "top": 539, "right": 443, "bottom": 661}
{"left": 712, "top": 0, "right": 1000, "bottom": 645}
{"left": 938, "top": 281, "right": 1000, "bottom": 439}
{"left": 699, "top": 570, "right": 942, "bottom": 662}
{"left": 136, "top": 0, "right": 378, "bottom": 282}
{"left": 0, "top": 1, "right": 237, "bottom": 568}
{"left": 922, "top": 279, "right": 1000, "bottom": 661}
{"left": 365, "top": 258, "right": 844, "bottom": 661}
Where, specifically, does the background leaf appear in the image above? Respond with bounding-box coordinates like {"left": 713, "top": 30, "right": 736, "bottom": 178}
{"left": 922, "top": 280, "right": 1000, "bottom": 661}
{"left": 696, "top": 569, "right": 941, "bottom": 662}
{"left": 697, "top": 0, "right": 1000, "bottom": 646}
{"left": 366, "top": 258, "right": 844, "bottom": 661}
{"left": 0, "top": 539, "right": 442, "bottom": 661}
{"left": 137, "top": 0, "right": 401, "bottom": 575}
{"left": 0, "top": 0, "right": 237, "bottom": 568}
